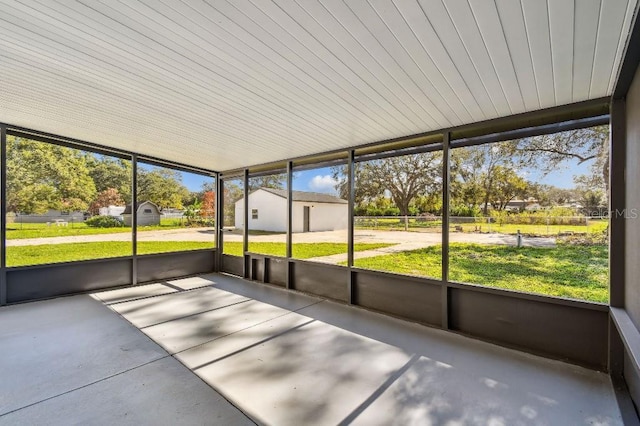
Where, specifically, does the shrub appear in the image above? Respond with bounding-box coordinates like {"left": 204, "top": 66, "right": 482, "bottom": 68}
{"left": 450, "top": 204, "right": 482, "bottom": 217}
{"left": 488, "top": 209, "right": 587, "bottom": 226}
{"left": 558, "top": 230, "right": 608, "bottom": 246}
{"left": 85, "top": 215, "right": 124, "bottom": 228}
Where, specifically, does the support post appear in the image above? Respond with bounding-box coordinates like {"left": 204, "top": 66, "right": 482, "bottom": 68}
{"left": 243, "top": 169, "right": 249, "bottom": 278}
{"left": 286, "top": 161, "right": 293, "bottom": 289}
{"left": 0, "top": 126, "right": 6, "bottom": 305}
{"left": 609, "top": 98, "right": 626, "bottom": 308}
{"left": 347, "top": 150, "right": 355, "bottom": 304}
{"left": 131, "top": 154, "right": 138, "bottom": 286}
{"left": 286, "top": 162, "right": 293, "bottom": 259}
{"left": 441, "top": 133, "right": 451, "bottom": 329}
{"left": 215, "top": 173, "right": 223, "bottom": 272}
{"left": 609, "top": 98, "right": 626, "bottom": 377}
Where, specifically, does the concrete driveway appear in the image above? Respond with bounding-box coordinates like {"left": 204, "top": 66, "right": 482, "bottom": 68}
{"left": 5, "top": 228, "right": 556, "bottom": 265}
{"left": 7, "top": 228, "right": 555, "bottom": 261}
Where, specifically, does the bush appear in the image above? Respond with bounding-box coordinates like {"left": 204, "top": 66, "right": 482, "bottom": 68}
{"left": 558, "top": 230, "right": 608, "bottom": 246}
{"left": 450, "top": 204, "right": 482, "bottom": 217}
{"left": 487, "top": 207, "right": 588, "bottom": 226}
{"left": 85, "top": 215, "right": 124, "bottom": 228}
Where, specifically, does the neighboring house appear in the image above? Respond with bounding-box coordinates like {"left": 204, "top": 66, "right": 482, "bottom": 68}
{"left": 14, "top": 209, "right": 86, "bottom": 223}
{"left": 504, "top": 198, "right": 540, "bottom": 212}
{"left": 98, "top": 205, "right": 126, "bottom": 217}
{"left": 161, "top": 208, "right": 185, "bottom": 219}
{"left": 122, "top": 201, "right": 161, "bottom": 226}
{"left": 235, "top": 188, "right": 348, "bottom": 232}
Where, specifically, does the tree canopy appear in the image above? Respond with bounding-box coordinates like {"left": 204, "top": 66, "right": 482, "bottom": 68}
{"left": 6, "top": 124, "right": 608, "bottom": 218}
{"left": 136, "top": 167, "right": 190, "bottom": 210}
{"left": 331, "top": 125, "right": 609, "bottom": 217}
{"left": 86, "top": 156, "right": 132, "bottom": 202}
{"left": 7, "top": 136, "right": 96, "bottom": 214}
{"left": 6, "top": 136, "right": 205, "bottom": 215}
{"left": 333, "top": 152, "right": 442, "bottom": 216}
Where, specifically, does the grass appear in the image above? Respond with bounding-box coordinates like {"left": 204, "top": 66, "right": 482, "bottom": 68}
{"left": 7, "top": 241, "right": 392, "bottom": 267}
{"left": 6, "top": 221, "right": 211, "bottom": 239}
{"left": 449, "top": 220, "right": 608, "bottom": 236}
{"left": 225, "top": 242, "right": 392, "bottom": 259}
{"left": 8, "top": 218, "right": 608, "bottom": 239}
{"left": 356, "top": 219, "right": 608, "bottom": 236}
{"left": 6, "top": 241, "right": 215, "bottom": 267}
{"left": 350, "top": 243, "right": 608, "bottom": 303}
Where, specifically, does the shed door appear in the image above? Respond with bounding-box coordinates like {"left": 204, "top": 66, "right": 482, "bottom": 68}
{"left": 303, "top": 206, "right": 310, "bottom": 232}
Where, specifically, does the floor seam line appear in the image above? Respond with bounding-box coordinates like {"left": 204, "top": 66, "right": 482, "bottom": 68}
{"left": 169, "top": 350, "right": 260, "bottom": 426}
{"left": 101, "top": 294, "right": 180, "bottom": 358}
{"left": 138, "top": 299, "right": 253, "bottom": 330}
{"left": 171, "top": 299, "right": 325, "bottom": 356}
{"left": 102, "top": 284, "right": 212, "bottom": 306}
{"left": 0, "top": 355, "right": 171, "bottom": 418}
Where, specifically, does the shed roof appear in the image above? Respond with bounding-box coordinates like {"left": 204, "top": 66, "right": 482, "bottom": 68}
{"left": 122, "top": 201, "right": 160, "bottom": 215}
{"left": 253, "top": 187, "right": 347, "bottom": 204}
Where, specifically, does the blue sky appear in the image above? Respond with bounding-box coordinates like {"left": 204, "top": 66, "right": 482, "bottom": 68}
{"left": 181, "top": 172, "right": 214, "bottom": 192}
{"left": 177, "top": 167, "right": 339, "bottom": 193}
{"left": 176, "top": 160, "right": 590, "bottom": 193}
{"left": 292, "top": 167, "right": 339, "bottom": 194}
{"left": 521, "top": 158, "right": 591, "bottom": 189}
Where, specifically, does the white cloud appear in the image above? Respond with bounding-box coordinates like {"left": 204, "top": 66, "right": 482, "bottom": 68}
{"left": 309, "top": 174, "right": 339, "bottom": 193}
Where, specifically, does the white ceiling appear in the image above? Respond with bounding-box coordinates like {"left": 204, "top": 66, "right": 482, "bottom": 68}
{"left": 0, "top": 0, "right": 636, "bottom": 172}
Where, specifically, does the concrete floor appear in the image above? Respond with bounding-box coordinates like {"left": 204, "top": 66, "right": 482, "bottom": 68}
{"left": 0, "top": 274, "right": 623, "bottom": 425}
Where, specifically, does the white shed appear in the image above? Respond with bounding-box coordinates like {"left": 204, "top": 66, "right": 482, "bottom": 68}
{"left": 235, "top": 188, "right": 348, "bottom": 233}
{"left": 122, "top": 201, "right": 161, "bottom": 226}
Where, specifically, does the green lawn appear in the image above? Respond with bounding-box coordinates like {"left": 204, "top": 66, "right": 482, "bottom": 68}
{"left": 7, "top": 241, "right": 392, "bottom": 267}
{"left": 6, "top": 222, "right": 210, "bottom": 239}
{"left": 351, "top": 243, "right": 608, "bottom": 303}
{"left": 226, "top": 242, "right": 392, "bottom": 259}
{"left": 7, "top": 241, "right": 215, "bottom": 267}
{"left": 7, "top": 236, "right": 609, "bottom": 302}
{"left": 449, "top": 220, "right": 607, "bottom": 236}
{"left": 355, "top": 217, "right": 608, "bottom": 236}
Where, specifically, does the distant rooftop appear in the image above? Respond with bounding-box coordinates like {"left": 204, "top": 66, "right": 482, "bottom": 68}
{"left": 122, "top": 201, "right": 160, "bottom": 215}
{"left": 256, "top": 187, "right": 347, "bottom": 204}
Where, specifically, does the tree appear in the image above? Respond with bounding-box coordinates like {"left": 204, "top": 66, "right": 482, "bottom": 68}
{"left": 7, "top": 136, "right": 96, "bottom": 214}
{"left": 574, "top": 174, "right": 606, "bottom": 215}
{"left": 201, "top": 191, "right": 215, "bottom": 218}
{"left": 333, "top": 153, "right": 442, "bottom": 216}
{"left": 506, "top": 125, "right": 609, "bottom": 196}
{"left": 183, "top": 199, "right": 202, "bottom": 225}
{"left": 483, "top": 166, "right": 528, "bottom": 211}
{"left": 88, "top": 188, "right": 125, "bottom": 215}
{"left": 86, "top": 156, "right": 132, "bottom": 203}
{"left": 223, "top": 181, "right": 243, "bottom": 226}
{"left": 450, "top": 146, "right": 492, "bottom": 209}
{"left": 137, "top": 168, "right": 189, "bottom": 209}
{"left": 248, "top": 174, "right": 286, "bottom": 192}
{"left": 412, "top": 193, "right": 442, "bottom": 215}
{"left": 450, "top": 144, "right": 517, "bottom": 214}
{"left": 543, "top": 186, "right": 576, "bottom": 206}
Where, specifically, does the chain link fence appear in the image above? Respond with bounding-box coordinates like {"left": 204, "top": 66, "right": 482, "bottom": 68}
{"left": 355, "top": 215, "right": 607, "bottom": 236}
